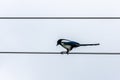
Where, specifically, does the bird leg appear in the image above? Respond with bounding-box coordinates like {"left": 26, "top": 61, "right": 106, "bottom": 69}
{"left": 66, "top": 49, "right": 69, "bottom": 55}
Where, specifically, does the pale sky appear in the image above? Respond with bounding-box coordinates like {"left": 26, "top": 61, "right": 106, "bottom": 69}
{"left": 0, "top": 0, "right": 120, "bottom": 80}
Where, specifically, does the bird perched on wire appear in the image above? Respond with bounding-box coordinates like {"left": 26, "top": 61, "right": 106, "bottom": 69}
{"left": 57, "top": 39, "right": 100, "bottom": 54}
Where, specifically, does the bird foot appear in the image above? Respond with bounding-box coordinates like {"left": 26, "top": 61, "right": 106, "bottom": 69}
{"left": 60, "top": 51, "right": 66, "bottom": 54}
{"left": 66, "top": 51, "right": 69, "bottom": 55}
{"left": 60, "top": 51, "right": 69, "bottom": 55}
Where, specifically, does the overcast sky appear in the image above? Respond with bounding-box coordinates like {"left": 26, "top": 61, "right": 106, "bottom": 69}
{"left": 0, "top": 0, "right": 120, "bottom": 80}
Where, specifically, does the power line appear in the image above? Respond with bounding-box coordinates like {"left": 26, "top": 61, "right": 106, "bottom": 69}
{"left": 0, "top": 17, "right": 120, "bottom": 19}
{"left": 0, "top": 52, "right": 120, "bottom": 55}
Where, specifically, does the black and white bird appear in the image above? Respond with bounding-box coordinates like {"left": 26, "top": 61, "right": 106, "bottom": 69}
{"left": 57, "top": 39, "right": 100, "bottom": 54}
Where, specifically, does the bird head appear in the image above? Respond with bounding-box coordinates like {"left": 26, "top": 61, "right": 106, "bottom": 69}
{"left": 56, "top": 39, "right": 62, "bottom": 46}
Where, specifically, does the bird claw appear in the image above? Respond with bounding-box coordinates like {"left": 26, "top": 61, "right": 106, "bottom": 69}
{"left": 60, "top": 51, "right": 69, "bottom": 55}
{"left": 60, "top": 51, "right": 65, "bottom": 54}
{"left": 66, "top": 51, "right": 69, "bottom": 55}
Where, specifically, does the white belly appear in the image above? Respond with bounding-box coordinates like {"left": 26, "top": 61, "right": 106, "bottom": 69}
{"left": 61, "top": 43, "right": 71, "bottom": 50}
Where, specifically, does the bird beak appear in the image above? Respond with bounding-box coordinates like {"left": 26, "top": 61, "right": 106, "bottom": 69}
{"left": 56, "top": 43, "right": 59, "bottom": 46}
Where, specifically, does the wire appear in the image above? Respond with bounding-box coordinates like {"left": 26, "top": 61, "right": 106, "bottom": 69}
{"left": 0, "top": 17, "right": 119, "bottom": 54}
{"left": 0, "top": 17, "right": 120, "bottom": 19}
{"left": 0, "top": 52, "right": 120, "bottom": 55}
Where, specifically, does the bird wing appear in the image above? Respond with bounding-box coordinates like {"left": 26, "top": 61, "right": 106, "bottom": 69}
{"left": 63, "top": 41, "right": 80, "bottom": 47}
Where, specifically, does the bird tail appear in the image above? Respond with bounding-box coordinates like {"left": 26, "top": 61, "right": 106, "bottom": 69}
{"left": 80, "top": 43, "right": 100, "bottom": 46}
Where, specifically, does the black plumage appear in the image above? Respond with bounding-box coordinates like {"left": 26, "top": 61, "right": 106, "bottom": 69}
{"left": 57, "top": 39, "right": 100, "bottom": 54}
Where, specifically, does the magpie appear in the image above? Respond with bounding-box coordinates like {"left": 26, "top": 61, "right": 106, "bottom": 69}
{"left": 57, "top": 39, "right": 100, "bottom": 54}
